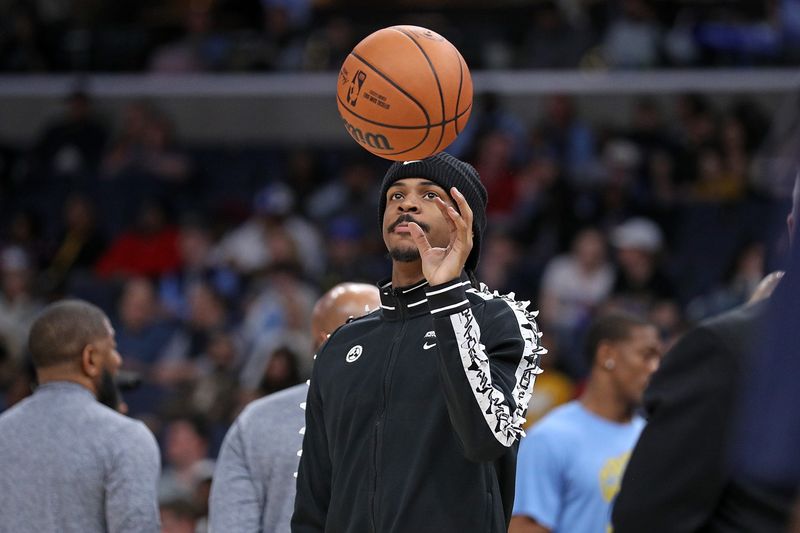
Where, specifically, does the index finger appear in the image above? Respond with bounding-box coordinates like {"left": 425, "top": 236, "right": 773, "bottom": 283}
{"left": 450, "top": 187, "right": 473, "bottom": 235}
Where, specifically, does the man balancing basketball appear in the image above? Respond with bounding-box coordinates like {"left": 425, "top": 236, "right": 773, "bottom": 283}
{"left": 292, "top": 152, "right": 545, "bottom": 533}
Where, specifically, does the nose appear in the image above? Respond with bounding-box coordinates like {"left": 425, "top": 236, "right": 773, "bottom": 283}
{"left": 398, "top": 196, "right": 420, "bottom": 213}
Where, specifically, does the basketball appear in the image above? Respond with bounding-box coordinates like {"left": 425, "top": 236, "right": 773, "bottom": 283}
{"left": 336, "top": 25, "right": 473, "bottom": 161}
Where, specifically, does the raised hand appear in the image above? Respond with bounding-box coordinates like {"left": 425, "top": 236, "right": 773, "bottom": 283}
{"left": 408, "top": 187, "right": 473, "bottom": 286}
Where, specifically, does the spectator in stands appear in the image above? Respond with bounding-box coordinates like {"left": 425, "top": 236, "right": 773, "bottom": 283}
{"left": 100, "top": 103, "right": 192, "bottom": 232}
{"left": 184, "top": 330, "right": 241, "bottom": 425}
{"left": 609, "top": 217, "right": 675, "bottom": 314}
{"left": 95, "top": 199, "right": 181, "bottom": 279}
{"left": 2, "top": 209, "right": 48, "bottom": 269}
{"left": 690, "top": 145, "right": 746, "bottom": 203}
{"left": 602, "top": 0, "right": 662, "bottom": 69}
{"left": 472, "top": 131, "right": 519, "bottom": 219}
{"left": 511, "top": 154, "right": 575, "bottom": 266}
{"left": 539, "top": 227, "right": 615, "bottom": 377}
{"left": 253, "top": 345, "right": 301, "bottom": 396}
{"left": 102, "top": 102, "right": 190, "bottom": 184}
{"left": 212, "top": 181, "right": 323, "bottom": 278}
{"left": 448, "top": 93, "right": 528, "bottom": 164}
{"left": 672, "top": 94, "right": 719, "bottom": 194}
{"left": 160, "top": 415, "right": 211, "bottom": 500}
{"left": 156, "top": 280, "right": 233, "bottom": 389}
{"left": 0, "top": 246, "right": 43, "bottom": 360}
{"left": 321, "top": 215, "right": 386, "bottom": 290}
{"left": 517, "top": 1, "right": 591, "bottom": 69}
{"left": 687, "top": 240, "right": 767, "bottom": 321}
{"left": 114, "top": 277, "right": 176, "bottom": 417}
{"left": 306, "top": 156, "right": 380, "bottom": 233}
{"left": 536, "top": 94, "right": 598, "bottom": 184}
{"left": 28, "top": 90, "right": 108, "bottom": 183}
{"left": 510, "top": 312, "right": 662, "bottom": 533}
{"left": 239, "top": 266, "right": 317, "bottom": 380}
{"left": 160, "top": 214, "right": 240, "bottom": 322}
{"left": 149, "top": 4, "right": 231, "bottom": 73}
{"left": 647, "top": 298, "right": 687, "bottom": 351}
{"left": 116, "top": 277, "right": 173, "bottom": 367}
{"left": 540, "top": 227, "right": 616, "bottom": 330}
{"left": 260, "top": 0, "right": 312, "bottom": 70}
{"left": 477, "top": 229, "right": 531, "bottom": 300}
{"left": 43, "top": 193, "right": 107, "bottom": 295}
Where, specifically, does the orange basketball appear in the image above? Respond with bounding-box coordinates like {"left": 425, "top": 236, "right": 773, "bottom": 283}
{"left": 336, "top": 25, "right": 473, "bottom": 161}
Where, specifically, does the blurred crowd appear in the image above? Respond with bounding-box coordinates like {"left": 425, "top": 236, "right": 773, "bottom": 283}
{"left": 0, "top": 86, "right": 794, "bottom": 529}
{"left": 2, "top": 0, "right": 800, "bottom": 73}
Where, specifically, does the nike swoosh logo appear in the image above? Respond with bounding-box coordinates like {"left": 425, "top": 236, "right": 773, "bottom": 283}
{"left": 423, "top": 342, "right": 437, "bottom": 350}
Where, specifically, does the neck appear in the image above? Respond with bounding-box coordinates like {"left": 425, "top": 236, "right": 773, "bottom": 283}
{"left": 391, "top": 260, "right": 425, "bottom": 288}
{"left": 579, "top": 373, "right": 634, "bottom": 423}
{"left": 36, "top": 364, "right": 96, "bottom": 397}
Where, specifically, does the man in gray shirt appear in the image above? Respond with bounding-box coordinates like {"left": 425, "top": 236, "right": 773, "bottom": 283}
{"left": 209, "top": 282, "right": 380, "bottom": 533}
{"left": 0, "top": 299, "right": 160, "bottom": 533}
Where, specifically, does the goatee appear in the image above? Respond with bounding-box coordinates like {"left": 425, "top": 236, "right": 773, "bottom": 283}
{"left": 389, "top": 247, "right": 421, "bottom": 262}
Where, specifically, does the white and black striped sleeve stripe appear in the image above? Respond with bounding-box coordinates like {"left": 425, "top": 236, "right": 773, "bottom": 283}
{"left": 425, "top": 278, "right": 472, "bottom": 316}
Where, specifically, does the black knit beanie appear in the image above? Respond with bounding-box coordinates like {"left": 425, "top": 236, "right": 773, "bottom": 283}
{"left": 378, "top": 152, "right": 488, "bottom": 272}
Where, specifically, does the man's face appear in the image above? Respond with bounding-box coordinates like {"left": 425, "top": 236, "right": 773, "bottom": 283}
{"left": 382, "top": 178, "right": 456, "bottom": 263}
{"left": 609, "top": 324, "right": 663, "bottom": 406}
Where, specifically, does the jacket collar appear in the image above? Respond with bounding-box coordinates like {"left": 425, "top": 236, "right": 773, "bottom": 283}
{"left": 378, "top": 272, "right": 471, "bottom": 320}
{"left": 378, "top": 278, "right": 431, "bottom": 320}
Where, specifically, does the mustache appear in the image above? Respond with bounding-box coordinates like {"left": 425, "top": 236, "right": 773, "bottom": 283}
{"left": 389, "top": 214, "right": 430, "bottom": 233}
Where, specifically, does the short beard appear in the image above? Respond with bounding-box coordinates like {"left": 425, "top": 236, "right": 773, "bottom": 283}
{"left": 96, "top": 369, "right": 122, "bottom": 412}
{"left": 389, "top": 247, "right": 421, "bottom": 262}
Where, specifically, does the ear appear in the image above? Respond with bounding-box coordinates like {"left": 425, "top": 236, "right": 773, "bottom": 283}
{"left": 596, "top": 341, "right": 617, "bottom": 370}
{"left": 80, "top": 343, "right": 101, "bottom": 378}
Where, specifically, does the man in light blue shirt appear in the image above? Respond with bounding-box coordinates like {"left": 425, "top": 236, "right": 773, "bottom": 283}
{"left": 511, "top": 312, "right": 662, "bottom": 533}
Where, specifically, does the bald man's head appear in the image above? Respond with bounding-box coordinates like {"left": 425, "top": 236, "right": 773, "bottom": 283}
{"left": 311, "top": 283, "right": 380, "bottom": 350}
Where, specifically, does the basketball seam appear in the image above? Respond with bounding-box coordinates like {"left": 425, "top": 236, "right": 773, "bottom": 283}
{"left": 454, "top": 52, "right": 464, "bottom": 136}
{"left": 338, "top": 101, "right": 472, "bottom": 157}
{"left": 336, "top": 104, "right": 472, "bottom": 156}
{"left": 337, "top": 97, "right": 472, "bottom": 130}
{"left": 380, "top": 107, "right": 471, "bottom": 156}
{"left": 392, "top": 27, "right": 447, "bottom": 154}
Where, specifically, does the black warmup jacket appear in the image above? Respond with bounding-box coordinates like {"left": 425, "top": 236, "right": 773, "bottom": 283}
{"left": 292, "top": 273, "right": 544, "bottom": 533}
